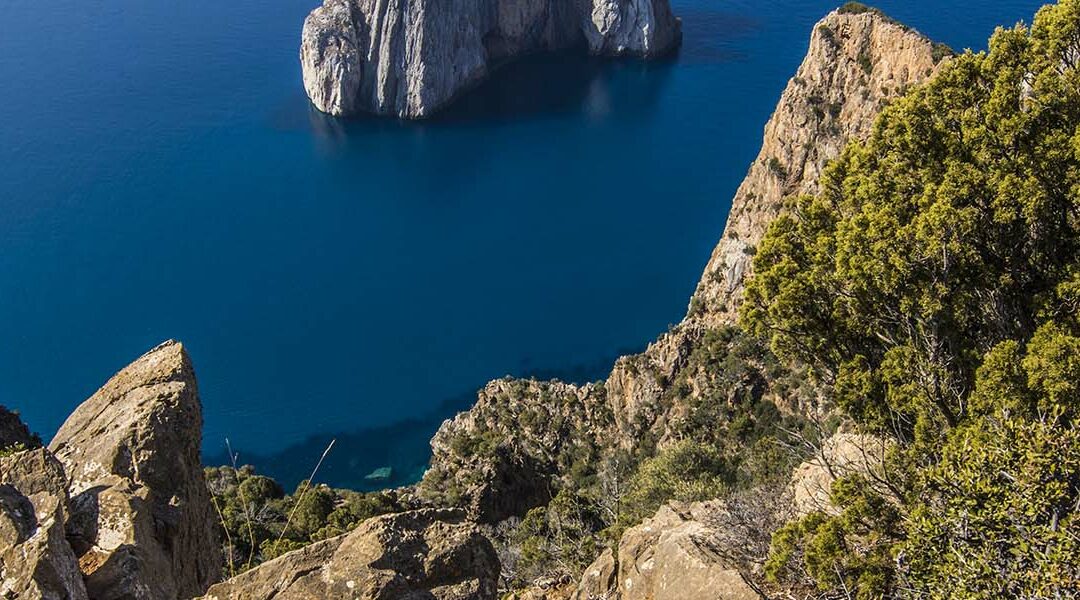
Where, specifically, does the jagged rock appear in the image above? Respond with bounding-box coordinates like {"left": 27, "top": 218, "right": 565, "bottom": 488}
{"left": 689, "top": 7, "right": 947, "bottom": 324}
{"left": 423, "top": 379, "right": 613, "bottom": 523}
{"left": 0, "top": 447, "right": 88, "bottom": 600}
{"left": 0, "top": 405, "right": 41, "bottom": 449}
{"left": 575, "top": 502, "right": 758, "bottom": 600}
{"left": 300, "top": 0, "right": 680, "bottom": 118}
{"left": 199, "top": 509, "right": 499, "bottom": 600}
{"left": 788, "top": 432, "right": 889, "bottom": 518}
{"left": 573, "top": 548, "right": 615, "bottom": 599}
{"left": 48, "top": 340, "right": 221, "bottom": 600}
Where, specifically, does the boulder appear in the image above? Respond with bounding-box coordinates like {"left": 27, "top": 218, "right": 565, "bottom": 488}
{"left": 788, "top": 432, "right": 888, "bottom": 517}
{"left": 199, "top": 508, "right": 499, "bottom": 600}
{"left": 49, "top": 340, "right": 221, "bottom": 600}
{"left": 575, "top": 502, "right": 758, "bottom": 600}
{"left": 300, "top": 0, "right": 680, "bottom": 118}
{"left": 0, "top": 447, "right": 88, "bottom": 600}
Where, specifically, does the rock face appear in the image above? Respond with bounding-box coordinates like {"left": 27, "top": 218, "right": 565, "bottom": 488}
{"left": 788, "top": 432, "right": 889, "bottom": 518}
{"left": 0, "top": 447, "right": 88, "bottom": 600}
{"left": 300, "top": 0, "right": 680, "bottom": 118}
{"left": 424, "top": 379, "right": 613, "bottom": 523}
{"left": 575, "top": 502, "right": 758, "bottom": 600}
{"left": 48, "top": 340, "right": 222, "bottom": 600}
{"left": 200, "top": 509, "right": 499, "bottom": 600}
{"left": 689, "top": 7, "right": 947, "bottom": 324}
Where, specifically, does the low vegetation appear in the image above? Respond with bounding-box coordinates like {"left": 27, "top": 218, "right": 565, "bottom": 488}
{"left": 744, "top": 1, "right": 1080, "bottom": 595}
{"left": 204, "top": 465, "right": 402, "bottom": 576}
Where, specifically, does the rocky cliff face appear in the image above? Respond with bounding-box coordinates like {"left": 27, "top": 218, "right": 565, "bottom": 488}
{"left": 689, "top": 7, "right": 946, "bottom": 324}
{"left": 199, "top": 508, "right": 499, "bottom": 600}
{"left": 300, "top": 0, "right": 680, "bottom": 118}
{"left": 49, "top": 340, "right": 222, "bottom": 600}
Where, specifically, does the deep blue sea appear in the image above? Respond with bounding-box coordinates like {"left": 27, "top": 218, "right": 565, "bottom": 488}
{"left": 0, "top": 0, "right": 1045, "bottom": 489}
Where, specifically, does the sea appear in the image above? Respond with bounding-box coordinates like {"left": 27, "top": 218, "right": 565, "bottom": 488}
{"left": 0, "top": 0, "right": 1046, "bottom": 489}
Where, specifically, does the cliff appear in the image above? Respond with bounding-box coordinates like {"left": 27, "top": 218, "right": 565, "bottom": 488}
{"left": 689, "top": 5, "right": 947, "bottom": 324}
{"left": 420, "top": 6, "right": 948, "bottom": 526}
{"left": 299, "top": 0, "right": 681, "bottom": 118}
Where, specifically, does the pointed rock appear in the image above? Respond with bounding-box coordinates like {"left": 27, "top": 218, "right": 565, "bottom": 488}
{"left": 49, "top": 340, "right": 222, "bottom": 600}
{"left": 575, "top": 502, "right": 757, "bottom": 600}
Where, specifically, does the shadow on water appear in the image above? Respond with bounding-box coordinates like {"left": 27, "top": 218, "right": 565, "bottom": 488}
{"left": 207, "top": 350, "right": 634, "bottom": 491}
{"left": 297, "top": 49, "right": 679, "bottom": 139}
{"left": 430, "top": 50, "right": 678, "bottom": 125}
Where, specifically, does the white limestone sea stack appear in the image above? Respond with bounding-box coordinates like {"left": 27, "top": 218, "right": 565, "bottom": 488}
{"left": 299, "top": 0, "right": 682, "bottom": 118}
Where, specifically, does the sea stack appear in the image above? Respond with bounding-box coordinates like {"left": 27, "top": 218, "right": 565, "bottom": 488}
{"left": 299, "top": 0, "right": 682, "bottom": 118}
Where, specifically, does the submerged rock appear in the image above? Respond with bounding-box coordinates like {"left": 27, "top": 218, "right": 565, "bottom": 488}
{"left": 200, "top": 508, "right": 499, "bottom": 600}
{"left": 363, "top": 466, "right": 393, "bottom": 481}
{"left": 49, "top": 340, "right": 222, "bottom": 600}
{"left": 300, "top": 0, "right": 680, "bottom": 118}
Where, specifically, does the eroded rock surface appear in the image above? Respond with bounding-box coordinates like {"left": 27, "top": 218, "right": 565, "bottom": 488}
{"left": 300, "top": 0, "right": 680, "bottom": 118}
{"left": 575, "top": 502, "right": 758, "bottom": 600}
{"left": 788, "top": 432, "right": 889, "bottom": 517}
{"left": 49, "top": 340, "right": 221, "bottom": 600}
{"left": 690, "top": 8, "right": 947, "bottom": 324}
{"left": 0, "top": 447, "right": 88, "bottom": 600}
{"left": 200, "top": 508, "right": 499, "bottom": 600}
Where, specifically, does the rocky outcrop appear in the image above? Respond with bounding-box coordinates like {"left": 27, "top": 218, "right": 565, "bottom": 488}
{"left": 424, "top": 379, "right": 614, "bottom": 523}
{"left": 300, "top": 0, "right": 680, "bottom": 118}
{"left": 575, "top": 502, "right": 758, "bottom": 600}
{"left": 0, "top": 448, "right": 88, "bottom": 600}
{"left": 49, "top": 340, "right": 221, "bottom": 600}
{"left": 199, "top": 508, "right": 499, "bottom": 600}
{"left": 788, "top": 432, "right": 889, "bottom": 517}
{"left": 689, "top": 7, "right": 948, "bottom": 324}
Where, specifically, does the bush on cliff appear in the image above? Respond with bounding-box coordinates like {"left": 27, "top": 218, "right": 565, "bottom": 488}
{"left": 744, "top": 1, "right": 1080, "bottom": 596}
{"left": 205, "top": 465, "right": 401, "bottom": 573}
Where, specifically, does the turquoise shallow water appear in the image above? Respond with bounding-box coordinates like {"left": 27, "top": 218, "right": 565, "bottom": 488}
{"left": 0, "top": 0, "right": 1045, "bottom": 488}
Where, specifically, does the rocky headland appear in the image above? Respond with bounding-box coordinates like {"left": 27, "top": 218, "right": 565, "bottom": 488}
{"left": 299, "top": 0, "right": 681, "bottom": 117}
